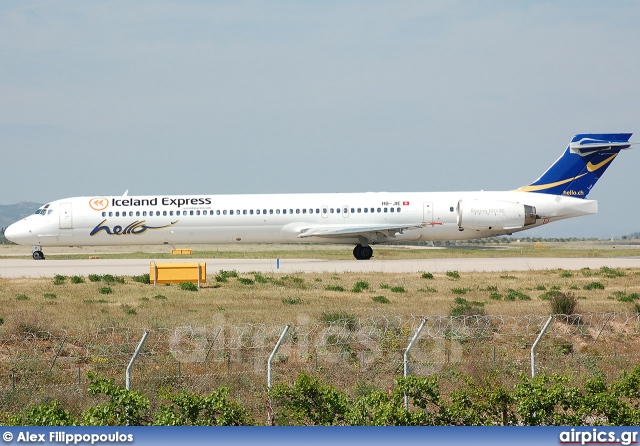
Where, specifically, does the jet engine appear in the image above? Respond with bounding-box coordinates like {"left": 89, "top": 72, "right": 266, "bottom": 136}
{"left": 457, "top": 199, "right": 537, "bottom": 230}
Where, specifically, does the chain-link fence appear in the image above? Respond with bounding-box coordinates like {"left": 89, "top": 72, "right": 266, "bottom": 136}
{"left": 1, "top": 312, "right": 639, "bottom": 419}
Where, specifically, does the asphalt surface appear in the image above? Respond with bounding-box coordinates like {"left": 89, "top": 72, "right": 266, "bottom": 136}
{"left": 2, "top": 257, "right": 640, "bottom": 278}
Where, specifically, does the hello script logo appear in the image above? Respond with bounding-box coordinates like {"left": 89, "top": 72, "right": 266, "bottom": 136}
{"left": 89, "top": 198, "right": 109, "bottom": 211}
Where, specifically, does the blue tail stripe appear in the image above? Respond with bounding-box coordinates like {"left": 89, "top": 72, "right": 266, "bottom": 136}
{"left": 519, "top": 133, "right": 631, "bottom": 198}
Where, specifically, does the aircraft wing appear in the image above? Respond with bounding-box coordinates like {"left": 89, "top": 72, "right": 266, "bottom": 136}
{"left": 296, "top": 222, "right": 426, "bottom": 243}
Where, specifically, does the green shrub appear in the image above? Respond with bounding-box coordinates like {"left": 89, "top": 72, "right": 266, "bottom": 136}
{"left": 506, "top": 289, "right": 531, "bottom": 300}
{"left": 98, "top": 287, "right": 113, "bottom": 295}
{"left": 325, "top": 285, "right": 345, "bottom": 292}
{"left": 179, "top": 282, "right": 199, "bottom": 291}
{"left": 446, "top": 271, "right": 460, "bottom": 279}
{"left": 43, "top": 293, "right": 57, "bottom": 299}
{"left": 451, "top": 287, "right": 469, "bottom": 295}
{"left": 53, "top": 275, "right": 65, "bottom": 285}
{"left": 612, "top": 291, "right": 640, "bottom": 302}
{"left": 71, "top": 275, "right": 84, "bottom": 284}
{"left": 237, "top": 277, "right": 254, "bottom": 285}
{"left": 121, "top": 304, "right": 137, "bottom": 315}
{"left": 500, "top": 275, "right": 517, "bottom": 279}
{"left": 489, "top": 292, "right": 502, "bottom": 300}
{"left": 390, "top": 286, "right": 406, "bottom": 293}
{"left": 153, "top": 294, "right": 167, "bottom": 300}
{"left": 539, "top": 290, "right": 563, "bottom": 301}
{"left": 421, "top": 272, "right": 434, "bottom": 279}
{"left": 254, "top": 274, "right": 269, "bottom": 283}
{"left": 132, "top": 274, "right": 150, "bottom": 284}
{"left": 550, "top": 292, "right": 578, "bottom": 315}
{"left": 282, "top": 297, "right": 303, "bottom": 305}
{"left": 583, "top": 281, "right": 605, "bottom": 290}
{"left": 16, "top": 294, "right": 29, "bottom": 300}
{"left": 352, "top": 281, "right": 370, "bottom": 293}
{"left": 372, "top": 295, "right": 390, "bottom": 304}
{"left": 559, "top": 270, "right": 573, "bottom": 278}
{"left": 599, "top": 266, "right": 625, "bottom": 278}
{"left": 534, "top": 284, "right": 547, "bottom": 291}
{"left": 449, "top": 297, "right": 485, "bottom": 317}
{"left": 88, "top": 274, "right": 102, "bottom": 282}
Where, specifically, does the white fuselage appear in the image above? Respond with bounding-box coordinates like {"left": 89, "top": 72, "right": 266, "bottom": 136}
{"left": 5, "top": 190, "right": 597, "bottom": 248}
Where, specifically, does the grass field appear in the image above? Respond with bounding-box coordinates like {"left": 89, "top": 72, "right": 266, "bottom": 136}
{"left": 1, "top": 258, "right": 639, "bottom": 332}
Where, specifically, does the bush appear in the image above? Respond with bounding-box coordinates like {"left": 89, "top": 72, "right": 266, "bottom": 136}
{"left": 98, "top": 287, "right": 113, "bottom": 295}
{"left": 53, "top": 275, "right": 65, "bottom": 285}
{"left": 599, "top": 266, "right": 625, "bottom": 278}
{"left": 132, "top": 274, "right": 150, "bottom": 284}
{"left": 506, "top": 289, "right": 531, "bottom": 300}
{"left": 372, "top": 295, "right": 390, "bottom": 304}
{"left": 421, "top": 272, "right": 434, "bottom": 279}
{"left": 71, "top": 275, "right": 84, "bottom": 284}
{"left": 153, "top": 294, "right": 167, "bottom": 300}
{"left": 43, "top": 293, "right": 57, "bottom": 299}
{"left": 550, "top": 291, "right": 578, "bottom": 315}
{"left": 282, "top": 297, "right": 303, "bottom": 305}
{"left": 583, "top": 281, "right": 605, "bottom": 290}
{"left": 179, "top": 282, "right": 199, "bottom": 291}
{"left": 446, "top": 271, "right": 460, "bottom": 279}
{"left": 352, "top": 281, "right": 370, "bottom": 293}
{"left": 16, "top": 294, "right": 29, "bottom": 300}
{"left": 237, "top": 277, "right": 254, "bottom": 285}
{"left": 121, "top": 304, "right": 137, "bottom": 315}
{"left": 390, "top": 286, "right": 406, "bottom": 293}
{"left": 88, "top": 274, "right": 102, "bottom": 282}
{"left": 449, "top": 297, "right": 485, "bottom": 317}
{"left": 325, "top": 285, "right": 345, "bottom": 292}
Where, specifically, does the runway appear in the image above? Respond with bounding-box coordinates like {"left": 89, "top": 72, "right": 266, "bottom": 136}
{"left": 2, "top": 257, "right": 640, "bottom": 278}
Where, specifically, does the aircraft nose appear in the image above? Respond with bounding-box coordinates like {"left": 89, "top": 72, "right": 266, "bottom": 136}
{"left": 4, "top": 221, "right": 27, "bottom": 244}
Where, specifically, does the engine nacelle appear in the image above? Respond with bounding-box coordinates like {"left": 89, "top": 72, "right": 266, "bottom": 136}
{"left": 457, "top": 199, "right": 536, "bottom": 230}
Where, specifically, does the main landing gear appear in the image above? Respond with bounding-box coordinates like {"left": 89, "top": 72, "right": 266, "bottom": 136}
{"left": 353, "top": 244, "right": 373, "bottom": 260}
{"left": 32, "top": 246, "right": 45, "bottom": 260}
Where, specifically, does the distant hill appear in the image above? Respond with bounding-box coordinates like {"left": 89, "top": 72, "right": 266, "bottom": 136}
{"left": 0, "top": 202, "right": 42, "bottom": 235}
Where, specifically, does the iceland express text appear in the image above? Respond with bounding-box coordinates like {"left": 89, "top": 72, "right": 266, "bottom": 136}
{"left": 111, "top": 197, "right": 212, "bottom": 208}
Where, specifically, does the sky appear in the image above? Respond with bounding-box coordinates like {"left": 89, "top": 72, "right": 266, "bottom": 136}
{"left": 1, "top": 1, "right": 639, "bottom": 238}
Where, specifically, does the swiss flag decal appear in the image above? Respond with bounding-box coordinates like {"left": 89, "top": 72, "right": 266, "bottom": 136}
{"left": 403, "top": 201, "right": 409, "bottom": 206}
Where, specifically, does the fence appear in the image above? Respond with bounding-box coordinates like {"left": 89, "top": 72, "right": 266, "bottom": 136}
{"left": 1, "top": 312, "right": 640, "bottom": 419}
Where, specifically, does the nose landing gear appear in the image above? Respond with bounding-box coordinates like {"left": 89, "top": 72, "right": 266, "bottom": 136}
{"left": 352, "top": 244, "right": 373, "bottom": 260}
{"left": 32, "top": 246, "right": 45, "bottom": 260}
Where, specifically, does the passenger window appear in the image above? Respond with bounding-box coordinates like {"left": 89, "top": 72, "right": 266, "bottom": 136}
{"left": 330, "top": 208, "right": 334, "bottom": 214}
{"left": 344, "top": 207, "right": 348, "bottom": 213}
{"left": 390, "top": 208, "right": 394, "bottom": 213}
{"left": 142, "top": 211, "right": 146, "bottom": 216}
{"left": 216, "top": 210, "right": 220, "bottom": 215}
{"left": 276, "top": 209, "right": 280, "bottom": 214}
{"left": 190, "top": 211, "right": 194, "bottom": 216}
{"left": 377, "top": 208, "right": 381, "bottom": 213}
{"left": 397, "top": 207, "right": 401, "bottom": 212}
{"left": 296, "top": 209, "right": 300, "bottom": 214}
{"left": 102, "top": 212, "right": 106, "bottom": 217}
{"left": 136, "top": 211, "right": 140, "bottom": 217}
{"left": 162, "top": 211, "right": 166, "bottom": 216}
{"left": 302, "top": 209, "right": 306, "bottom": 214}
{"left": 309, "top": 209, "right": 313, "bottom": 214}
{"left": 269, "top": 209, "right": 273, "bottom": 214}
{"left": 450, "top": 207, "right": 454, "bottom": 212}
{"left": 370, "top": 208, "right": 374, "bottom": 213}
{"left": 115, "top": 212, "right": 120, "bottom": 217}
{"left": 230, "top": 210, "right": 234, "bottom": 215}
{"left": 351, "top": 208, "right": 355, "bottom": 213}
{"left": 223, "top": 210, "right": 227, "bottom": 215}
{"left": 256, "top": 210, "right": 260, "bottom": 215}
{"left": 384, "top": 208, "right": 388, "bottom": 213}
{"left": 243, "top": 210, "right": 247, "bottom": 215}
{"left": 364, "top": 208, "right": 368, "bottom": 213}
{"left": 357, "top": 208, "right": 361, "bottom": 213}
{"left": 250, "top": 210, "right": 254, "bottom": 215}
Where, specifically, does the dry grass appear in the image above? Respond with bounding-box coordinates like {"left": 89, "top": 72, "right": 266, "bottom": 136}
{"left": 1, "top": 266, "right": 639, "bottom": 333}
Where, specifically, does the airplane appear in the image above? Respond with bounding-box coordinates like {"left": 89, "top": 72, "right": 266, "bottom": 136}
{"left": 4, "top": 133, "right": 634, "bottom": 260}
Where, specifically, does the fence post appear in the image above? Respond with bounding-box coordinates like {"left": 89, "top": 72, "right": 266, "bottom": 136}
{"left": 404, "top": 319, "right": 427, "bottom": 411}
{"left": 126, "top": 330, "right": 149, "bottom": 390}
{"left": 203, "top": 327, "right": 222, "bottom": 363}
{"left": 531, "top": 316, "right": 553, "bottom": 378}
{"left": 267, "top": 324, "right": 290, "bottom": 426}
{"left": 150, "top": 262, "right": 158, "bottom": 286}
{"left": 49, "top": 336, "right": 67, "bottom": 372}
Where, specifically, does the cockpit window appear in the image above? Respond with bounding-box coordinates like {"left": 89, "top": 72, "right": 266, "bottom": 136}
{"left": 35, "top": 204, "right": 51, "bottom": 216}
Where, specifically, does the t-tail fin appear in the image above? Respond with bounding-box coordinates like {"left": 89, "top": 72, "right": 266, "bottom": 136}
{"left": 516, "top": 133, "right": 633, "bottom": 198}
